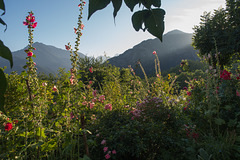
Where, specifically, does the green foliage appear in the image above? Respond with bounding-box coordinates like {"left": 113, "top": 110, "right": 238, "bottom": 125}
{"left": 88, "top": 0, "right": 165, "bottom": 41}
{"left": 0, "top": 68, "right": 6, "bottom": 112}
{"left": 193, "top": 1, "right": 240, "bottom": 68}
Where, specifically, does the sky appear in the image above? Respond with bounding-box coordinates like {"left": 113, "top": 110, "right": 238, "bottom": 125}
{"left": 0, "top": 0, "right": 226, "bottom": 57}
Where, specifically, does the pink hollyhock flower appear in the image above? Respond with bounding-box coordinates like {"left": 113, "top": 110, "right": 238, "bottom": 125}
{"left": 104, "top": 104, "right": 112, "bottom": 111}
{"left": 89, "top": 67, "right": 93, "bottom": 73}
{"left": 27, "top": 52, "right": 33, "bottom": 57}
{"left": 5, "top": 122, "right": 13, "bottom": 131}
{"left": 153, "top": 51, "right": 157, "bottom": 55}
{"left": 32, "top": 22, "right": 37, "bottom": 28}
{"left": 33, "top": 62, "right": 36, "bottom": 65}
{"left": 105, "top": 154, "right": 110, "bottom": 159}
{"left": 65, "top": 45, "right": 71, "bottom": 50}
{"left": 23, "top": 21, "right": 29, "bottom": 26}
{"left": 96, "top": 133, "right": 100, "bottom": 137}
{"left": 30, "top": 16, "right": 35, "bottom": 22}
{"left": 52, "top": 86, "right": 58, "bottom": 92}
{"left": 42, "top": 82, "right": 47, "bottom": 86}
{"left": 101, "top": 139, "right": 106, "bottom": 145}
{"left": 81, "top": 24, "right": 84, "bottom": 30}
{"left": 103, "top": 147, "right": 108, "bottom": 152}
{"left": 112, "top": 150, "right": 117, "bottom": 154}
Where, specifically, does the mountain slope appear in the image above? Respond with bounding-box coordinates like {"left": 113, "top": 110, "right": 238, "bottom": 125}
{"left": 108, "top": 29, "right": 199, "bottom": 77}
{"left": 0, "top": 42, "right": 85, "bottom": 74}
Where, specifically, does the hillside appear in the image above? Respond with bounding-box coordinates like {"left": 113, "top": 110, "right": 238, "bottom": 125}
{"left": 0, "top": 42, "right": 85, "bottom": 74}
{"left": 108, "top": 30, "right": 199, "bottom": 77}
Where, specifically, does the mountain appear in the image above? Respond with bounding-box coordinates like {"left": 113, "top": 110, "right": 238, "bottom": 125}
{"left": 0, "top": 42, "right": 85, "bottom": 74}
{"left": 108, "top": 29, "right": 199, "bottom": 77}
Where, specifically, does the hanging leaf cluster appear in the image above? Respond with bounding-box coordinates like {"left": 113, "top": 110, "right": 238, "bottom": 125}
{"left": 0, "top": 0, "right": 13, "bottom": 111}
{"left": 88, "top": 0, "right": 165, "bottom": 41}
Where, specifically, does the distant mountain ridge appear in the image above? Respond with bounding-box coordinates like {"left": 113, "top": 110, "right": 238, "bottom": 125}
{"left": 108, "top": 29, "right": 199, "bottom": 77}
{"left": 0, "top": 42, "right": 85, "bottom": 74}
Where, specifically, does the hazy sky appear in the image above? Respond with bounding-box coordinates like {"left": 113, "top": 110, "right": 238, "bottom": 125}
{"left": 0, "top": 0, "right": 226, "bottom": 57}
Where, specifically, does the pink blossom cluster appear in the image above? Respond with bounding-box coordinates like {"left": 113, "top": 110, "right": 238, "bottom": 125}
{"left": 104, "top": 104, "right": 112, "bottom": 111}
{"left": 130, "top": 108, "right": 141, "bottom": 120}
{"left": 23, "top": 12, "right": 37, "bottom": 28}
{"left": 100, "top": 139, "right": 117, "bottom": 159}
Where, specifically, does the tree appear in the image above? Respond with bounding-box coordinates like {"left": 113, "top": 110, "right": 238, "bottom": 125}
{"left": 193, "top": 0, "right": 240, "bottom": 69}
{"left": 88, "top": 0, "right": 165, "bottom": 41}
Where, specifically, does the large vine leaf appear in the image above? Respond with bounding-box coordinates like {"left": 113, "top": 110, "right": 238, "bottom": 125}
{"left": 0, "top": 68, "right": 7, "bottom": 113}
{"left": 124, "top": 0, "right": 139, "bottom": 12}
{"left": 0, "top": 0, "right": 5, "bottom": 15}
{"left": 0, "top": 40, "right": 13, "bottom": 68}
{"left": 145, "top": 9, "right": 165, "bottom": 41}
{"left": 88, "top": 0, "right": 111, "bottom": 19}
{"left": 132, "top": 8, "right": 165, "bottom": 41}
{"left": 112, "top": 0, "right": 122, "bottom": 19}
{"left": 132, "top": 10, "right": 148, "bottom": 31}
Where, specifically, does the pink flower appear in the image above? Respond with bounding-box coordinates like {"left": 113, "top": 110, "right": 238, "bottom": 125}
{"left": 52, "top": 86, "right": 58, "bottom": 92}
{"left": 70, "top": 112, "right": 74, "bottom": 119}
{"left": 23, "top": 21, "right": 29, "bottom": 26}
{"left": 187, "top": 91, "right": 191, "bottom": 96}
{"left": 104, "top": 104, "right": 112, "bottom": 111}
{"left": 101, "top": 139, "right": 106, "bottom": 145}
{"left": 96, "top": 133, "right": 100, "bottom": 137}
{"left": 153, "top": 51, "right": 157, "bottom": 55}
{"left": 112, "top": 150, "right": 117, "bottom": 154}
{"left": 89, "top": 102, "right": 95, "bottom": 109}
{"left": 81, "top": 24, "right": 84, "bottom": 30}
{"left": 32, "top": 22, "right": 37, "bottom": 28}
{"left": 103, "top": 147, "right": 108, "bottom": 152}
{"left": 42, "top": 82, "right": 47, "bottom": 86}
{"left": 105, "top": 154, "right": 110, "bottom": 159}
{"left": 27, "top": 52, "right": 33, "bottom": 57}
{"left": 89, "top": 67, "right": 93, "bottom": 73}
{"left": 65, "top": 45, "right": 71, "bottom": 50}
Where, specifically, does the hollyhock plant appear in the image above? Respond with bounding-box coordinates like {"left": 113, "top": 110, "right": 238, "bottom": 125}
{"left": 4, "top": 122, "right": 13, "bottom": 131}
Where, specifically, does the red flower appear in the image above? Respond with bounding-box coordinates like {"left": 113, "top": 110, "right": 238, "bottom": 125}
{"left": 5, "top": 122, "right": 13, "bottom": 131}
{"left": 27, "top": 52, "right": 33, "bottom": 57}
{"left": 220, "top": 70, "right": 231, "bottom": 80}
{"left": 153, "top": 51, "right": 157, "bottom": 55}
{"left": 187, "top": 91, "right": 191, "bottom": 96}
{"left": 89, "top": 67, "right": 93, "bottom": 73}
{"left": 32, "top": 22, "right": 37, "bottom": 28}
{"left": 65, "top": 45, "right": 71, "bottom": 50}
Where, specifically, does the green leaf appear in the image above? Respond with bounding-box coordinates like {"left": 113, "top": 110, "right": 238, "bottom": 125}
{"left": 88, "top": 0, "right": 111, "bottom": 20}
{"left": 145, "top": 8, "right": 165, "bottom": 41}
{"left": 131, "top": 10, "right": 148, "bottom": 31}
{"left": 0, "top": 0, "right": 5, "bottom": 15}
{"left": 111, "top": 0, "right": 122, "bottom": 19}
{"left": 124, "top": 0, "right": 139, "bottom": 11}
{"left": 141, "top": 0, "right": 152, "bottom": 9}
{"left": 37, "top": 127, "right": 46, "bottom": 138}
{"left": 0, "top": 40, "right": 12, "bottom": 68}
{"left": 151, "top": 0, "right": 161, "bottom": 8}
{"left": 215, "top": 118, "right": 225, "bottom": 125}
{"left": 0, "top": 68, "right": 6, "bottom": 113}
